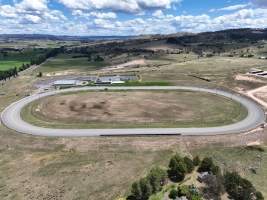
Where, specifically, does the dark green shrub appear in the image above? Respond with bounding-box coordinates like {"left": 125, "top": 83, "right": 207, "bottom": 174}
{"left": 168, "top": 154, "right": 187, "bottom": 182}
{"left": 193, "top": 156, "right": 200, "bottom": 166}
{"left": 147, "top": 167, "right": 167, "bottom": 193}
{"left": 169, "top": 189, "right": 178, "bottom": 199}
{"left": 224, "top": 171, "right": 259, "bottom": 200}
{"left": 184, "top": 156, "right": 194, "bottom": 173}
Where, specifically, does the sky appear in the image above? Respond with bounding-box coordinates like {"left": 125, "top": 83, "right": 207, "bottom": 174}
{"left": 0, "top": 0, "right": 267, "bottom": 36}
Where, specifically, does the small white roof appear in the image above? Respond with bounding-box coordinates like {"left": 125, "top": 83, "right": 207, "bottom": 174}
{"left": 111, "top": 80, "right": 125, "bottom": 84}
{"left": 53, "top": 80, "right": 77, "bottom": 85}
{"left": 250, "top": 68, "right": 263, "bottom": 72}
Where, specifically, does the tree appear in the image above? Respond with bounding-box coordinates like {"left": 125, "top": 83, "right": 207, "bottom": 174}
{"left": 130, "top": 182, "right": 142, "bottom": 200}
{"left": 184, "top": 157, "right": 194, "bottom": 173}
{"left": 168, "top": 154, "right": 187, "bottom": 182}
{"left": 147, "top": 167, "right": 167, "bottom": 193}
{"left": 139, "top": 178, "right": 152, "bottom": 200}
{"left": 88, "top": 54, "right": 92, "bottom": 61}
{"left": 127, "top": 166, "right": 167, "bottom": 200}
{"left": 169, "top": 189, "right": 178, "bottom": 199}
{"left": 224, "top": 171, "right": 258, "bottom": 200}
{"left": 193, "top": 156, "right": 200, "bottom": 166}
{"left": 177, "top": 185, "right": 189, "bottom": 197}
{"left": 0, "top": 67, "right": 18, "bottom": 81}
{"left": 12, "top": 67, "right": 18, "bottom": 77}
{"left": 198, "top": 157, "right": 217, "bottom": 174}
{"left": 256, "top": 191, "right": 264, "bottom": 200}
{"left": 94, "top": 55, "right": 104, "bottom": 62}
{"left": 203, "top": 174, "right": 225, "bottom": 199}
{"left": 129, "top": 178, "right": 152, "bottom": 200}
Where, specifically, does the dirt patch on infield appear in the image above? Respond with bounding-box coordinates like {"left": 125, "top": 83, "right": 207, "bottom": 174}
{"left": 28, "top": 90, "right": 247, "bottom": 128}
{"left": 35, "top": 91, "right": 194, "bottom": 123}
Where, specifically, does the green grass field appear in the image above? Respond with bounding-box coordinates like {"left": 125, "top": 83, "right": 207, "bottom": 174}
{"left": 112, "top": 81, "right": 173, "bottom": 86}
{"left": 0, "top": 49, "right": 45, "bottom": 70}
{"left": 0, "top": 61, "right": 26, "bottom": 70}
{"left": 39, "top": 53, "right": 107, "bottom": 72}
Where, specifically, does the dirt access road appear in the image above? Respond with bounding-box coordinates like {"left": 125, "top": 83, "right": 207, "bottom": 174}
{"left": 246, "top": 85, "right": 267, "bottom": 110}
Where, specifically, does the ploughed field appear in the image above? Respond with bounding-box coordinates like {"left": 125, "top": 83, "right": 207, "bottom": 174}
{"left": 22, "top": 90, "right": 248, "bottom": 128}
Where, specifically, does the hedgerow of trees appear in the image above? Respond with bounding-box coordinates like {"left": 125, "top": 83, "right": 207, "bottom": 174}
{"left": 0, "top": 47, "right": 64, "bottom": 81}
{"left": 0, "top": 67, "right": 18, "bottom": 81}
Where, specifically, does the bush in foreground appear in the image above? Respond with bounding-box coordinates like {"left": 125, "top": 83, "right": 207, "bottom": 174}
{"left": 224, "top": 171, "right": 264, "bottom": 200}
{"left": 193, "top": 156, "right": 200, "bottom": 166}
{"left": 184, "top": 156, "right": 194, "bottom": 173}
{"left": 168, "top": 154, "right": 187, "bottom": 182}
{"left": 127, "top": 167, "right": 167, "bottom": 200}
{"left": 169, "top": 189, "right": 178, "bottom": 199}
{"left": 198, "top": 157, "right": 219, "bottom": 175}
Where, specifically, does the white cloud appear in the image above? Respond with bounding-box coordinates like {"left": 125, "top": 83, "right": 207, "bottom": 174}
{"left": 152, "top": 10, "right": 164, "bottom": 18}
{"left": 94, "top": 18, "right": 115, "bottom": 29}
{"left": 16, "top": 0, "right": 48, "bottom": 11}
{"left": 23, "top": 14, "right": 42, "bottom": 23}
{"left": 137, "top": 0, "right": 181, "bottom": 9}
{"left": 90, "top": 11, "right": 117, "bottom": 19}
{"left": 0, "top": 1, "right": 267, "bottom": 36}
{"left": 58, "top": 0, "right": 140, "bottom": 13}
{"left": 210, "top": 4, "right": 251, "bottom": 12}
{"left": 58, "top": 0, "right": 182, "bottom": 13}
{"left": 0, "top": 0, "right": 66, "bottom": 22}
{"left": 0, "top": 5, "right": 18, "bottom": 18}
{"left": 73, "top": 10, "right": 117, "bottom": 19}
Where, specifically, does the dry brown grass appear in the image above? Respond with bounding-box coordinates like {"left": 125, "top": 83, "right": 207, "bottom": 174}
{"left": 22, "top": 90, "right": 247, "bottom": 128}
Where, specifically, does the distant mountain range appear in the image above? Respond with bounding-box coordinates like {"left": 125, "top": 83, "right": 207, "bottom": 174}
{"left": 0, "top": 28, "right": 267, "bottom": 43}
{"left": 0, "top": 34, "right": 138, "bottom": 41}
{"left": 166, "top": 28, "right": 267, "bottom": 44}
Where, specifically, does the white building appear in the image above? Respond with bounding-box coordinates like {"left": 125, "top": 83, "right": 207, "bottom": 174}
{"left": 53, "top": 80, "right": 88, "bottom": 88}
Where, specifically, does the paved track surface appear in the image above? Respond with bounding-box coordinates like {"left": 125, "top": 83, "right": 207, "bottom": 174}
{"left": 1, "top": 86, "right": 265, "bottom": 137}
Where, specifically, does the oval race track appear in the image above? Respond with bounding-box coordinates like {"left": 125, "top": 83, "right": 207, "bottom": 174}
{"left": 1, "top": 86, "right": 266, "bottom": 137}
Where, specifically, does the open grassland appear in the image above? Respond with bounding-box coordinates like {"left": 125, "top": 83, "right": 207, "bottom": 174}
{"left": 0, "top": 117, "right": 181, "bottom": 200}
{"left": 65, "top": 53, "right": 267, "bottom": 90}
{"left": 192, "top": 146, "right": 267, "bottom": 198}
{"left": 0, "top": 121, "right": 266, "bottom": 200}
{"left": 21, "top": 90, "right": 247, "bottom": 129}
{"left": 39, "top": 53, "right": 107, "bottom": 73}
{"left": 141, "top": 55, "right": 267, "bottom": 90}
